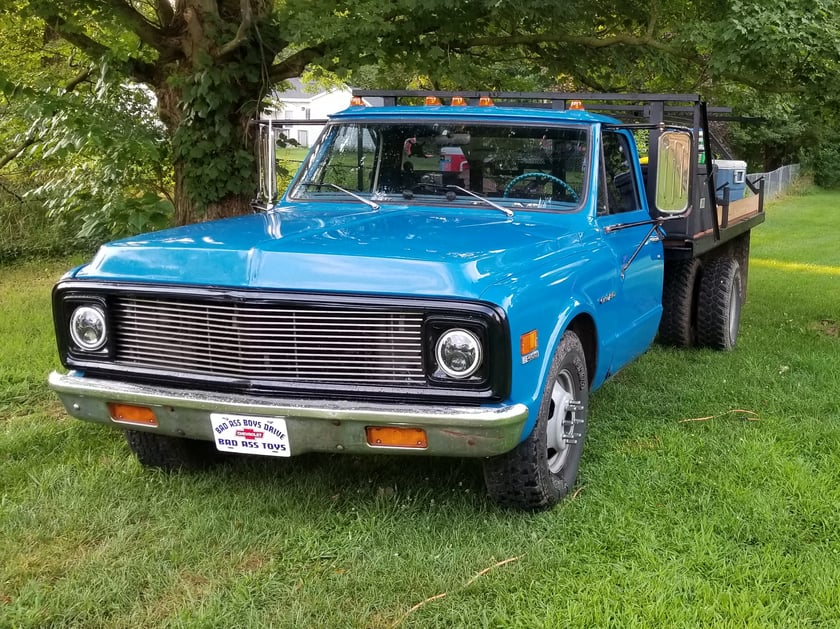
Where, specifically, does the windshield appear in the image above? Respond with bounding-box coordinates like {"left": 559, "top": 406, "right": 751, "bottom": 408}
{"left": 288, "top": 121, "right": 590, "bottom": 211}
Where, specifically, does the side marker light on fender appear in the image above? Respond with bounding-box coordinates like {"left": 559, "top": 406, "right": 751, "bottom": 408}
{"left": 520, "top": 330, "right": 538, "bottom": 355}
{"left": 520, "top": 330, "right": 540, "bottom": 364}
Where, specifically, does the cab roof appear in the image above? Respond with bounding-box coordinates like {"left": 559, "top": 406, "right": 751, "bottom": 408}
{"left": 329, "top": 105, "right": 621, "bottom": 126}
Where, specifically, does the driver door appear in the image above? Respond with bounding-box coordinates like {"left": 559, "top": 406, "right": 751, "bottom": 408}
{"left": 596, "top": 129, "right": 664, "bottom": 373}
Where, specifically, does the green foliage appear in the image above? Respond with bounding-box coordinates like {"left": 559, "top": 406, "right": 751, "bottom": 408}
{"left": 804, "top": 143, "right": 840, "bottom": 189}
{"left": 172, "top": 54, "right": 262, "bottom": 210}
{"left": 0, "top": 189, "right": 88, "bottom": 264}
{"left": 19, "top": 73, "right": 174, "bottom": 241}
{"left": 3, "top": 0, "right": 840, "bottom": 224}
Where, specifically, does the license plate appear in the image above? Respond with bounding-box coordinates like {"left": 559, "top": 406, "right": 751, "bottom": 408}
{"left": 210, "top": 413, "right": 291, "bottom": 457}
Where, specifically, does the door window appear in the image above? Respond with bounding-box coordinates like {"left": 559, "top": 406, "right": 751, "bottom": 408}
{"left": 601, "top": 131, "right": 641, "bottom": 214}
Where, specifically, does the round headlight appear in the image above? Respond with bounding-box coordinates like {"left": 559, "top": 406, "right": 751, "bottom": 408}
{"left": 69, "top": 305, "right": 107, "bottom": 351}
{"left": 435, "top": 328, "right": 482, "bottom": 379}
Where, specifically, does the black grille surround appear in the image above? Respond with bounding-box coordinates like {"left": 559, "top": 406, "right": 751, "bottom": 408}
{"left": 53, "top": 281, "right": 511, "bottom": 404}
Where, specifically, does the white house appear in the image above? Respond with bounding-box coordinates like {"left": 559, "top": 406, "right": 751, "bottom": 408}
{"left": 264, "top": 79, "right": 381, "bottom": 147}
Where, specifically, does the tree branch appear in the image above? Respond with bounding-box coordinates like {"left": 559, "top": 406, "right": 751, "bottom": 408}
{"left": 103, "top": 0, "right": 179, "bottom": 54}
{"left": 155, "top": 0, "right": 175, "bottom": 28}
{"left": 0, "top": 177, "right": 25, "bottom": 202}
{"left": 217, "top": 0, "right": 253, "bottom": 57}
{"left": 43, "top": 15, "right": 110, "bottom": 60}
{"left": 454, "top": 32, "right": 678, "bottom": 54}
{"left": 646, "top": 0, "right": 658, "bottom": 39}
{"left": 0, "top": 132, "right": 36, "bottom": 170}
{"left": 64, "top": 66, "right": 94, "bottom": 92}
{"left": 268, "top": 45, "right": 326, "bottom": 82}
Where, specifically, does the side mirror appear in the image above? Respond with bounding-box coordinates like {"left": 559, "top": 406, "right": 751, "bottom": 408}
{"left": 655, "top": 131, "right": 691, "bottom": 213}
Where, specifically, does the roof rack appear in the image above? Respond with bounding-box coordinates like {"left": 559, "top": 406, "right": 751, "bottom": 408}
{"left": 350, "top": 90, "right": 732, "bottom": 123}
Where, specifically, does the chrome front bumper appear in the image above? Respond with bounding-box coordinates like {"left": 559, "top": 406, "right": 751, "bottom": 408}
{"left": 48, "top": 371, "right": 529, "bottom": 457}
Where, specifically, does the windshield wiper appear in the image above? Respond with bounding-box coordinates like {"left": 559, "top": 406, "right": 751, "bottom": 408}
{"left": 445, "top": 185, "right": 514, "bottom": 218}
{"left": 300, "top": 182, "right": 380, "bottom": 210}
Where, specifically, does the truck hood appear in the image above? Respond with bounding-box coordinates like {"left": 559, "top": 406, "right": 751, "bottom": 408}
{"left": 76, "top": 202, "right": 584, "bottom": 299}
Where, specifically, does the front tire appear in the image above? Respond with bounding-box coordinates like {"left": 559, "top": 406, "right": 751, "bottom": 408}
{"left": 124, "top": 430, "right": 219, "bottom": 471}
{"left": 483, "top": 331, "right": 589, "bottom": 511}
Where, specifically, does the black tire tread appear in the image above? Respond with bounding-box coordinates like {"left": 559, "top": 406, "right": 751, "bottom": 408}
{"left": 697, "top": 256, "right": 742, "bottom": 350}
{"left": 124, "top": 430, "right": 218, "bottom": 471}
{"left": 658, "top": 258, "right": 701, "bottom": 347}
{"left": 483, "top": 331, "right": 588, "bottom": 511}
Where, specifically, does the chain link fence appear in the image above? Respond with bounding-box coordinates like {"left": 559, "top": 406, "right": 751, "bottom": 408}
{"left": 746, "top": 164, "right": 801, "bottom": 200}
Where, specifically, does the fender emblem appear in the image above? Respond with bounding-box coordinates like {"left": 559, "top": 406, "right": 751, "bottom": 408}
{"left": 598, "top": 291, "right": 616, "bottom": 304}
{"left": 521, "top": 350, "right": 539, "bottom": 364}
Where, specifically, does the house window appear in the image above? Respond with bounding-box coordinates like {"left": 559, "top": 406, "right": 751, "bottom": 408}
{"left": 297, "top": 130, "right": 309, "bottom": 146}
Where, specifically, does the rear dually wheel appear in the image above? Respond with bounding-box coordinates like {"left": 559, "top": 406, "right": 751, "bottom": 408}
{"left": 697, "top": 256, "right": 743, "bottom": 350}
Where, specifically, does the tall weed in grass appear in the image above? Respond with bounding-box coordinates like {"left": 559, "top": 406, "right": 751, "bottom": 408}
{"left": 0, "top": 193, "right": 88, "bottom": 264}
{"left": 1, "top": 188, "right": 838, "bottom": 627}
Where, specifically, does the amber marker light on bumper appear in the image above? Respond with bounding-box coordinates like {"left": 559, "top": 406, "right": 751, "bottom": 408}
{"left": 108, "top": 403, "right": 158, "bottom": 426}
{"left": 366, "top": 426, "right": 428, "bottom": 449}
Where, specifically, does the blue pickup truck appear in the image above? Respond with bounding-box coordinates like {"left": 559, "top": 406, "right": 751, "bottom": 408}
{"left": 49, "top": 92, "right": 765, "bottom": 510}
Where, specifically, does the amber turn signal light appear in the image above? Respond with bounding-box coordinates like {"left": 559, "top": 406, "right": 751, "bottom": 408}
{"left": 108, "top": 403, "right": 158, "bottom": 426}
{"left": 366, "top": 426, "right": 428, "bottom": 449}
{"left": 520, "top": 329, "right": 538, "bottom": 355}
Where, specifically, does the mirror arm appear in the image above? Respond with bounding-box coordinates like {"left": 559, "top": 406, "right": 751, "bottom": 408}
{"left": 618, "top": 222, "right": 660, "bottom": 280}
{"left": 604, "top": 218, "right": 659, "bottom": 233}
{"left": 607, "top": 212, "right": 688, "bottom": 280}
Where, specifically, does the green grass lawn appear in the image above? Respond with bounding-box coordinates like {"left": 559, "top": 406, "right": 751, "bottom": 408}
{"left": 2, "top": 189, "right": 839, "bottom": 627}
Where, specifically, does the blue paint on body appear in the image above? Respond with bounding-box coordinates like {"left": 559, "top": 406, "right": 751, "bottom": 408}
{"left": 70, "top": 104, "right": 666, "bottom": 442}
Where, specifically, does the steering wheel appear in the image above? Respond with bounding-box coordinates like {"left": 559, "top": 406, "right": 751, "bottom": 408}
{"left": 503, "top": 172, "right": 579, "bottom": 202}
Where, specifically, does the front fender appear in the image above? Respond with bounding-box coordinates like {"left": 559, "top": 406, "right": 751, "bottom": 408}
{"left": 480, "top": 257, "right": 609, "bottom": 443}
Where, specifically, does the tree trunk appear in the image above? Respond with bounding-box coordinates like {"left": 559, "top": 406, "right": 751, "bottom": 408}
{"left": 172, "top": 161, "right": 196, "bottom": 226}
{"left": 156, "top": 76, "right": 260, "bottom": 226}
{"left": 148, "top": 0, "right": 272, "bottom": 227}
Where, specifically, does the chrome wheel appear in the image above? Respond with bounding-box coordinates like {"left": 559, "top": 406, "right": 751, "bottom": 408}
{"left": 727, "top": 273, "right": 742, "bottom": 343}
{"left": 546, "top": 369, "right": 584, "bottom": 475}
{"left": 483, "top": 330, "right": 589, "bottom": 510}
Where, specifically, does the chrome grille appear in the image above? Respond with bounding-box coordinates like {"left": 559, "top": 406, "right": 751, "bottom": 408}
{"left": 111, "top": 296, "right": 426, "bottom": 385}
